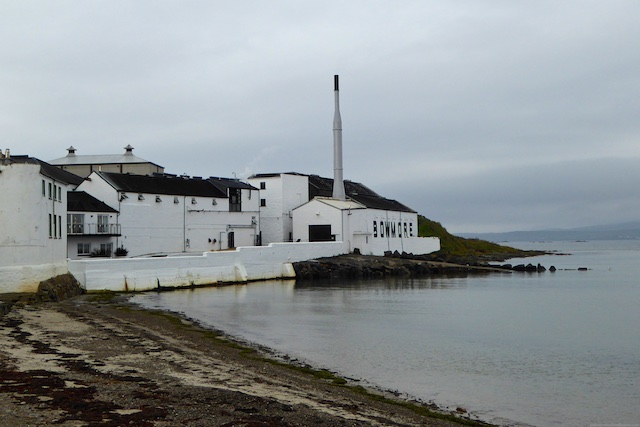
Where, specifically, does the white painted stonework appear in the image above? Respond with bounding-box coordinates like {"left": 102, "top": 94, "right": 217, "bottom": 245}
{"left": 77, "top": 173, "right": 260, "bottom": 257}
{"left": 0, "top": 162, "right": 69, "bottom": 292}
{"left": 292, "top": 197, "right": 440, "bottom": 256}
{"left": 69, "top": 242, "right": 347, "bottom": 292}
{"left": 247, "top": 173, "right": 308, "bottom": 244}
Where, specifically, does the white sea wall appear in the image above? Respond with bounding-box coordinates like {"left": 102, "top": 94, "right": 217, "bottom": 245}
{"left": 68, "top": 241, "right": 348, "bottom": 292}
{"left": 0, "top": 262, "right": 69, "bottom": 293}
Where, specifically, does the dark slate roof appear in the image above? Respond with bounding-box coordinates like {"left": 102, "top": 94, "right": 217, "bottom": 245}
{"left": 207, "top": 177, "right": 257, "bottom": 192}
{"left": 97, "top": 172, "right": 227, "bottom": 198}
{"left": 3, "top": 156, "right": 84, "bottom": 186}
{"left": 307, "top": 174, "right": 416, "bottom": 213}
{"left": 248, "top": 172, "right": 307, "bottom": 179}
{"left": 68, "top": 191, "right": 118, "bottom": 213}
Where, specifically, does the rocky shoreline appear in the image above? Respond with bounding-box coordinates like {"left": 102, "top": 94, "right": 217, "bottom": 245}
{"left": 292, "top": 252, "right": 554, "bottom": 281}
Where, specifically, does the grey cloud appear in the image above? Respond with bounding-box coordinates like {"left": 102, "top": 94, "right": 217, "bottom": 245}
{"left": 2, "top": 1, "right": 640, "bottom": 232}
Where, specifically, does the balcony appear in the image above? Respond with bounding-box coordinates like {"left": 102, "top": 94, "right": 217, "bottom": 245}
{"left": 67, "top": 223, "right": 121, "bottom": 236}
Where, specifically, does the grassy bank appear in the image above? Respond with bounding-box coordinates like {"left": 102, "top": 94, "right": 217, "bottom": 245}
{"left": 418, "top": 215, "right": 546, "bottom": 263}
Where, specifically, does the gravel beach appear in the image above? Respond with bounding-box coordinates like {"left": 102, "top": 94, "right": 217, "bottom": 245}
{"left": 0, "top": 293, "right": 486, "bottom": 426}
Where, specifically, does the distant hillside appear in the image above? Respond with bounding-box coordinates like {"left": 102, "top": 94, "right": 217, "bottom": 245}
{"left": 458, "top": 221, "right": 640, "bottom": 242}
{"left": 417, "top": 216, "right": 544, "bottom": 263}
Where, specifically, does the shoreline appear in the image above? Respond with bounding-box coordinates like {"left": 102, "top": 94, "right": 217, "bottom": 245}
{"left": 0, "top": 292, "right": 492, "bottom": 426}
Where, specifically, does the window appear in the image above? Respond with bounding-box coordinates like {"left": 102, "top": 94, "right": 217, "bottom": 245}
{"left": 57, "top": 186, "right": 62, "bottom": 201}
{"left": 100, "top": 243, "right": 113, "bottom": 256}
{"left": 229, "top": 188, "right": 241, "bottom": 212}
{"left": 49, "top": 214, "right": 52, "bottom": 238}
{"left": 53, "top": 215, "right": 57, "bottom": 238}
{"left": 97, "top": 215, "right": 109, "bottom": 233}
{"left": 48, "top": 183, "right": 52, "bottom": 199}
{"left": 260, "top": 181, "right": 266, "bottom": 190}
{"left": 77, "top": 243, "right": 91, "bottom": 255}
{"left": 260, "top": 199, "right": 266, "bottom": 207}
{"left": 58, "top": 215, "right": 62, "bottom": 239}
{"left": 42, "top": 180, "right": 45, "bottom": 196}
{"left": 68, "top": 214, "right": 84, "bottom": 234}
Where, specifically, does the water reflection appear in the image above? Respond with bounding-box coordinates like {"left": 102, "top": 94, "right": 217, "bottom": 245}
{"left": 293, "top": 276, "right": 472, "bottom": 292}
{"left": 132, "top": 246, "right": 640, "bottom": 427}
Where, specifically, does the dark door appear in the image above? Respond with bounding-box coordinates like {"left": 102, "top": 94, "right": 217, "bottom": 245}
{"left": 228, "top": 232, "right": 235, "bottom": 249}
{"left": 309, "top": 225, "right": 332, "bottom": 242}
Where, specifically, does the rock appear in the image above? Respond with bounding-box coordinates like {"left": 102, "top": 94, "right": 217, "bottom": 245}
{"left": 37, "top": 274, "right": 85, "bottom": 302}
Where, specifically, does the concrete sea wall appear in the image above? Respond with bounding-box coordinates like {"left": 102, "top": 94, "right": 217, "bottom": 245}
{"left": 0, "top": 262, "right": 69, "bottom": 294}
{"left": 68, "top": 242, "right": 348, "bottom": 292}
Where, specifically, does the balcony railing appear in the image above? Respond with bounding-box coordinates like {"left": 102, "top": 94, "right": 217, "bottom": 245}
{"left": 67, "top": 223, "right": 121, "bottom": 236}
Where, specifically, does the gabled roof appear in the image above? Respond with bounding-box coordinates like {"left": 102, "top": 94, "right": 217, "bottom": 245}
{"left": 95, "top": 172, "right": 228, "bottom": 198}
{"left": 295, "top": 197, "right": 366, "bottom": 211}
{"left": 68, "top": 191, "right": 118, "bottom": 213}
{"left": 3, "top": 156, "right": 84, "bottom": 186}
{"left": 248, "top": 171, "right": 416, "bottom": 213}
{"left": 248, "top": 172, "right": 307, "bottom": 179}
{"left": 307, "top": 175, "right": 416, "bottom": 213}
{"left": 208, "top": 176, "right": 257, "bottom": 192}
{"left": 49, "top": 146, "right": 164, "bottom": 169}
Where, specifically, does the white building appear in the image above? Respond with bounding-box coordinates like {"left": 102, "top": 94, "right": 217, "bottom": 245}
{"left": 292, "top": 197, "right": 439, "bottom": 256}
{"left": 249, "top": 172, "right": 439, "bottom": 256}
{"left": 77, "top": 172, "right": 259, "bottom": 257}
{"left": 49, "top": 145, "right": 164, "bottom": 177}
{"left": 67, "top": 191, "right": 120, "bottom": 259}
{"left": 247, "top": 172, "right": 309, "bottom": 244}
{"left": 0, "top": 152, "right": 83, "bottom": 292}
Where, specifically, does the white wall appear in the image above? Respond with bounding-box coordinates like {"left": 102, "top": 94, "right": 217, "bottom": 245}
{"left": 247, "top": 174, "right": 308, "bottom": 244}
{"left": 292, "top": 200, "right": 352, "bottom": 242}
{"left": 76, "top": 173, "right": 120, "bottom": 210}
{"left": 0, "top": 162, "right": 69, "bottom": 292}
{"left": 78, "top": 174, "right": 260, "bottom": 257}
{"left": 69, "top": 241, "right": 348, "bottom": 292}
{"left": 293, "top": 199, "right": 440, "bottom": 256}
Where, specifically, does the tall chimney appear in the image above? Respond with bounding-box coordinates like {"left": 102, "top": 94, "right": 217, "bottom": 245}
{"left": 332, "top": 75, "right": 346, "bottom": 200}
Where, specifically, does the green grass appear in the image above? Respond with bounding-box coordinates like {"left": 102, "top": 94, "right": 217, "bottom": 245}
{"left": 418, "top": 215, "right": 543, "bottom": 262}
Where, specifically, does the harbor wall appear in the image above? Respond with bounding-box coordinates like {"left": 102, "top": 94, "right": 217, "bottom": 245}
{"left": 68, "top": 242, "right": 348, "bottom": 292}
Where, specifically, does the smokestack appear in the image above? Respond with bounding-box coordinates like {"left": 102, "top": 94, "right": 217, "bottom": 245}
{"left": 332, "top": 75, "right": 346, "bottom": 200}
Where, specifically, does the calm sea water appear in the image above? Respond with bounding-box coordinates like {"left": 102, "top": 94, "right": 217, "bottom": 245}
{"left": 132, "top": 240, "right": 640, "bottom": 426}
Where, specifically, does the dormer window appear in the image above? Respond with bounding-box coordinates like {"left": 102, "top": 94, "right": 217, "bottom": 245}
{"left": 138, "top": 194, "right": 145, "bottom": 201}
{"left": 155, "top": 196, "right": 162, "bottom": 203}
{"left": 191, "top": 198, "right": 197, "bottom": 205}
{"left": 174, "top": 197, "right": 179, "bottom": 204}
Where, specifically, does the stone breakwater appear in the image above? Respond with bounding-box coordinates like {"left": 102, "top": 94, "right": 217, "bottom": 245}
{"left": 292, "top": 254, "right": 509, "bottom": 280}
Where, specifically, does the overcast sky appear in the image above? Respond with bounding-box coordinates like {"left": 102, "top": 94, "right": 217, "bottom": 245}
{"left": 3, "top": 1, "right": 639, "bottom": 233}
